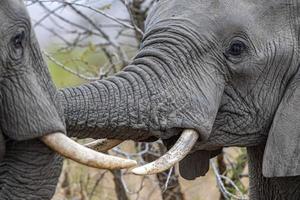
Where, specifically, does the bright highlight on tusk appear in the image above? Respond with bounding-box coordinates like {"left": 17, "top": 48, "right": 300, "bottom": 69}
{"left": 41, "top": 133, "right": 137, "bottom": 170}
{"left": 84, "top": 139, "right": 123, "bottom": 152}
{"left": 131, "top": 129, "right": 199, "bottom": 175}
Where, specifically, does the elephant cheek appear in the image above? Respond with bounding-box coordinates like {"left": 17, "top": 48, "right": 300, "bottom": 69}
{"left": 0, "top": 74, "right": 66, "bottom": 141}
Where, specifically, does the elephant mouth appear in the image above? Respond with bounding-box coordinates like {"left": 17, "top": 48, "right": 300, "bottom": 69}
{"left": 1, "top": 128, "right": 200, "bottom": 174}
{"left": 40, "top": 129, "right": 200, "bottom": 175}
{"left": 40, "top": 128, "right": 200, "bottom": 174}
{"left": 84, "top": 129, "right": 201, "bottom": 175}
{"left": 131, "top": 129, "right": 199, "bottom": 175}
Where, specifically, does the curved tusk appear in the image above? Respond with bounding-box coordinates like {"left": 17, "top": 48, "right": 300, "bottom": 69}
{"left": 84, "top": 139, "right": 123, "bottom": 152}
{"left": 131, "top": 129, "right": 199, "bottom": 175}
{"left": 41, "top": 133, "right": 137, "bottom": 170}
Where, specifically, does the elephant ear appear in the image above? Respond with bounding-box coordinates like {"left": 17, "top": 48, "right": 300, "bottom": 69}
{"left": 263, "top": 76, "right": 300, "bottom": 177}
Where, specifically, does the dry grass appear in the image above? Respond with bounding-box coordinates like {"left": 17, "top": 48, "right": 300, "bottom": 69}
{"left": 52, "top": 163, "right": 220, "bottom": 200}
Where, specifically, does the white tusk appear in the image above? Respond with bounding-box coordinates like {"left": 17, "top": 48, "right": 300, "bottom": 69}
{"left": 131, "top": 129, "right": 199, "bottom": 175}
{"left": 84, "top": 139, "right": 123, "bottom": 152}
{"left": 41, "top": 133, "right": 137, "bottom": 170}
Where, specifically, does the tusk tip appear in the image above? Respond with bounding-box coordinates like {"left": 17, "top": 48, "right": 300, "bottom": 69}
{"left": 124, "top": 160, "right": 138, "bottom": 168}
{"left": 131, "top": 129, "right": 199, "bottom": 175}
{"left": 131, "top": 167, "right": 148, "bottom": 175}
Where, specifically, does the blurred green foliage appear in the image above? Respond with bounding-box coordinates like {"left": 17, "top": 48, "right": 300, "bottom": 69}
{"left": 225, "top": 148, "right": 248, "bottom": 196}
{"left": 47, "top": 45, "right": 108, "bottom": 88}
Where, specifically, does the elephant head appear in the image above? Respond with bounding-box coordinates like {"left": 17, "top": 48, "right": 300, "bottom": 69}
{"left": 0, "top": 1, "right": 136, "bottom": 199}
{"left": 61, "top": 0, "right": 300, "bottom": 181}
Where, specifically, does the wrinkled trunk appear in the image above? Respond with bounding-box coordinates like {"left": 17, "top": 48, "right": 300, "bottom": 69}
{"left": 61, "top": 62, "right": 221, "bottom": 142}
{"left": 60, "top": 61, "right": 162, "bottom": 141}
{"left": 61, "top": 24, "right": 225, "bottom": 143}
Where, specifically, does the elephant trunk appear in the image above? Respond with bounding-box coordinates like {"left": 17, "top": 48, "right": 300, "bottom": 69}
{"left": 60, "top": 61, "right": 166, "bottom": 140}
{"left": 60, "top": 23, "right": 225, "bottom": 174}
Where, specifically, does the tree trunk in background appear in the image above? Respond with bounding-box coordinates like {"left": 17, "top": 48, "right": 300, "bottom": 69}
{"left": 217, "top": 152, "right": 226, "bottom": 200}
{"left": 155, "top": 143, "right": 185, "bottom": 200}
{"left": 111, "top": 170, "right": 129, "bottom": 200}
{"left": 157, "top": 172, "right": 185, "bottom": 200}
{"left": 61, "top": 170, "right": 71, "bottom": 197}
{"left": 139, "top": 143, "right": 186, "bottom": 200}
{"left": 130, "top": 0, "right": 146, "bottom": 42}
{"left": 129, "top": 1, "right": 185, "bottom": 199}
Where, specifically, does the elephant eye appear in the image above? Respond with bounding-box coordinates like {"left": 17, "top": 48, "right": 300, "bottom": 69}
{"left": 9, "top": 30, "right": 26, "bottom": 60}
{"left": 227, "top": 40, "right": 247, "bottom": 57}
{"left": 12, "top": 31, "right": 25, "bottom": 49}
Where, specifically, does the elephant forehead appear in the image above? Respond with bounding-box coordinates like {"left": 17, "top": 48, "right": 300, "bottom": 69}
{"left": 0, "top": 0, "right": 30, "bottom": 37}
{"left": 0, "top": 0, "right": 29, "bottom": 23}
{"left": 146, "top": 0, "right": 294, "bottom": 41}
{"left": 149, "top": 1, "right": 291, "bottom": 26}
{"left": 152, "top": 0, "right": 291, "bottom": 15}
{"left": 147, "top": 1, "right": 253, "bottom": 33}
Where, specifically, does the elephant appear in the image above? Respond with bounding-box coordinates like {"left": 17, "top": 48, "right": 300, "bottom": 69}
{"left": 59, "top": 0, "right": 300, "bottom": 199}
{"left": 0, "top": 0, "right": 136, "bottom": 199}
{"left": 2, "top": 0, "right": 300, "bottom": 200}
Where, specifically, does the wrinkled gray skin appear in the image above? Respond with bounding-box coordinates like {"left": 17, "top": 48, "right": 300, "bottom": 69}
{"left": 0, "top": 0, "right": 66, "bottom": 199}
{"left": 61, "top": 0, "right": 300, "bottom": 199}
{"left": 1, "top": 0, "right": 300, "bottom": 200}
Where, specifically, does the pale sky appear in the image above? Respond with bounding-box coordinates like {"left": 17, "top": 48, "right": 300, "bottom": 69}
{"left": 26, "top": 0, "right": 127, "bottom": 47}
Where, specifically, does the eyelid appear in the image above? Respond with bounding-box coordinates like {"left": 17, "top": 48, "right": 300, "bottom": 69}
{"left": 226, "top": 35, "right": 248, "bottom": 46}
{"left": 4, "top": 23, "right": 27, "bottom": 38}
